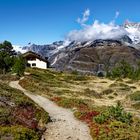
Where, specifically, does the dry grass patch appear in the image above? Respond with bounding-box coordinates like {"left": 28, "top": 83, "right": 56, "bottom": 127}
{"left": 18, "top": 68, "right": 140, "bottom": 140}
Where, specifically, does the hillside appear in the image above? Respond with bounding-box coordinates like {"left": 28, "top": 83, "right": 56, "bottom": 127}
{"left": 53, "top": 40, "right": 140, "bottom": 74}
{"left": 15, "top": 37, "right": 140, "bottom": 75}
{"left": 0, "top": 75, "right": 50, "bottom": 140}
{"left": 10, "top": 80, "right": 92, "bottom": 140}
{"left": 19, "top": 68, "right": 140, "bottom": 139}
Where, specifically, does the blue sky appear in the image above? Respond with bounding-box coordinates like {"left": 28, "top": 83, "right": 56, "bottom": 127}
{"left": 0, "top": 0, "right": 140, "bottom": 45}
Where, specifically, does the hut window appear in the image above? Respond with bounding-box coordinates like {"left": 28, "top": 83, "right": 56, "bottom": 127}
{"left": 32, "top": 63, "right": 36, "bottom": 67}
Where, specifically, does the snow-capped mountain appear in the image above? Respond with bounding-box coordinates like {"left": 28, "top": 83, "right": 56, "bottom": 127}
{"left": 14, "top": 41, "right": 68, "bottom": 57}
{"left": 11, "top": 21, "right": 140, "bottom": 74}
{"left": 13, "top": 45, "right": 27, "bottom": 54}
{"left": 51, "top": 39, "right": 140, "bottom": 74}
{"left": 13, "top": 21, "right": 140, "bottom": 67}
{"left": 123, "top": 21, "right": 140, "bottom": 44}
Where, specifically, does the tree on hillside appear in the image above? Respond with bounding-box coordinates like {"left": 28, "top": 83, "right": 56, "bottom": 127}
{"left": 0, "top": 40, "right": 15, "bottom": 55}
{"left": 0, "top": 40, "right": 16, "bottom": 74}
{"left": 111, "top": 60, "right": 134, "bottom": 78}
{"left": 12, "top": 56, "right": 26, "bottom": 76}
{"left": 131, "top": 61, "right": 140, "bottom": 80}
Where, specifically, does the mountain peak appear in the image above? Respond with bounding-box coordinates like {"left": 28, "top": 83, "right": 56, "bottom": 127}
{"left": 123, "top": 21, "right": 140, "bottom": 44}
{"left": 124, "top": 21, "right": 140, "bottom": 30}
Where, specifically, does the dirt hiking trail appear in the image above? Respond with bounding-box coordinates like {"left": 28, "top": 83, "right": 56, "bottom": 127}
{"left": 9, "top": 80, "right": 92, "bottom": 140}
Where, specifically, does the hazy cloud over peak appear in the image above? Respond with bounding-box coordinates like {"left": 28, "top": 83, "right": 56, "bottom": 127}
{"left": 67, "top": 9, "right": 127, "bottom": 42}
{"left": 77, "top": 9, "right": 90, "bottom": 25}
{"left": 115, "top": 11, "right": 120, "bottom": 19}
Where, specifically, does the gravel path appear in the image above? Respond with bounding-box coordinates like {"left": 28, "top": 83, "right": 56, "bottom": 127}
{"left": 9, "top": 80, "right": 92, "bottom": 140}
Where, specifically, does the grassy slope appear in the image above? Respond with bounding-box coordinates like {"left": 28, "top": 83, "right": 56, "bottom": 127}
{"left": 19, "top": 68, "right": 140, "bottom": 139}
{"left": 0, "top": 75, "right": 50, "bottom": 140}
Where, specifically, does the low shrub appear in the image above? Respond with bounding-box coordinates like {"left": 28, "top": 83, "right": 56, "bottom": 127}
{"left": 102, "top": 89, "right": 114, "bottom": 95}
{"left": 109, "top": 82, "right": 118, "bottom": 87}
{"left": 71, "top": 70, "right": 79, "bottom": 75}
{"left": 56, "top": 97, "right": 88, "bottom": 109}
{"left": 0, "top": 81, "right": 50, "bottom": 138}
{"left": 129, "top": 91, "right": 140, "bottom": 101}
{"left": 116, "top": 78, "right": 123, "bottom": 82}
{"left": 36, "top": 109, "right": 50, "bottom": 124}
{"left": 75, "top": 111, "right": 99, "bottom": 123}
{"left": 0, "top": 126, "right": 40, "bottom": 140}
{"left": 132, "top": 102, "right": 140, "bottom": 110}
{"left": 109, "top": 104, "right": 132, "bottom": 124}
{"left": 130, "top": 86, "right": 136, "bottom": 89}
{"left": 64, "top": 74, "right": 88, "bottom": 82}
{"left": 0, "top": 74, "right": 20, "bottom": 81}
{"left": 108, "top": 95, "right": 114, "bottom": 99}
{"left": 94, "top": 102, "right": 132, "bottom": 124}
{"left": 125, "top": 80, "right": 135, "bottom": 84}
{"left": 113, "top": 92, "right": 118, "bottom": 96}
{"left": 99, "top": 81, "right": 107, "bottom": 83}
{"left": 94, "top": 113, "right": 109, "bottom": 124}
{"left": 84, "top": 88, "right": 101, "bottom": 98}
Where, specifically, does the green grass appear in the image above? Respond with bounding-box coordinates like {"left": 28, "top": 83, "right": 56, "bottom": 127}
{"left": 0, "top": 80, "right": 50, "bottom": 139}
{"left": 83, "top": 88, "right": 101, "bottom": 98}
{"left": 94, "top": 103, "right": 132, "bottom": 124}
{"left": 109, "top": 82, "right": 131, "bottom": 93}
{"left": 90, "top": 103, "right": 140, "bottom": 140}
{"left": 19, "top": 68, "right": 140, "bottom": 140}
{"left": 102, "top": 89, "right": 114, "bottom": 95}
{"left": 0, "top": 126, "right": 39, "bottom": 140}
{"left": 52, "top": 97, "right": 90, "bottom": 109}
{"left": 132, "top": 102, "right": 140, "bottom": 110}
{"left": 0, "top": 74, "right": 20, "bottom": 82}
{"left": 0, "top": 82, "right": 34, "bottom": 106}
{"left": 19, "top": 68, "right": 90, "bottom": 97}
{"left": 129, "top": 91, "right": 140, "bottom": 101}
{"left": 108, "top": 95, "right": 114, "bottom": 99}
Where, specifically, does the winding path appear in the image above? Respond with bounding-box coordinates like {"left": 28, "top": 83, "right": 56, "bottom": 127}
{"left": 9, "top": 80, "right": 92, "bottom": 140}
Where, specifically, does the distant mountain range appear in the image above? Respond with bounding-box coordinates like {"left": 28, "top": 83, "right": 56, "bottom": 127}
{"left": 13, "top": 21, "right": 140, "bottom": 74}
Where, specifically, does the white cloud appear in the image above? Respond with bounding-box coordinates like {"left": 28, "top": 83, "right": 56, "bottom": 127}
{"left": 67, "top": 20, "right": 127, "bottom": 42}
{"left": 77, "top": 9, "right": 90, "bottom": 25}
{"left": 115, "top": 11, "right": 120, "bottom": 19}
{"left": 67, "top": 9, "right": 128, "bottom": 42}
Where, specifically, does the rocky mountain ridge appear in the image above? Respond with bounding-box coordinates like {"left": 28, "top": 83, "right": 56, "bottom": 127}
{"left": 13, "top": 21, "right": 140, "bottom": 74}
{"left": 52, "top": 39, "right": 140, "bottom": 74}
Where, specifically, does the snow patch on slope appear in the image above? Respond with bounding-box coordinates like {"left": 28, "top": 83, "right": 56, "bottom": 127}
{"left": 13, "top": 45, "right": 27, "bottom": 53}
{"left": 123, "top": 21, "right": 140, "bottom": 44}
